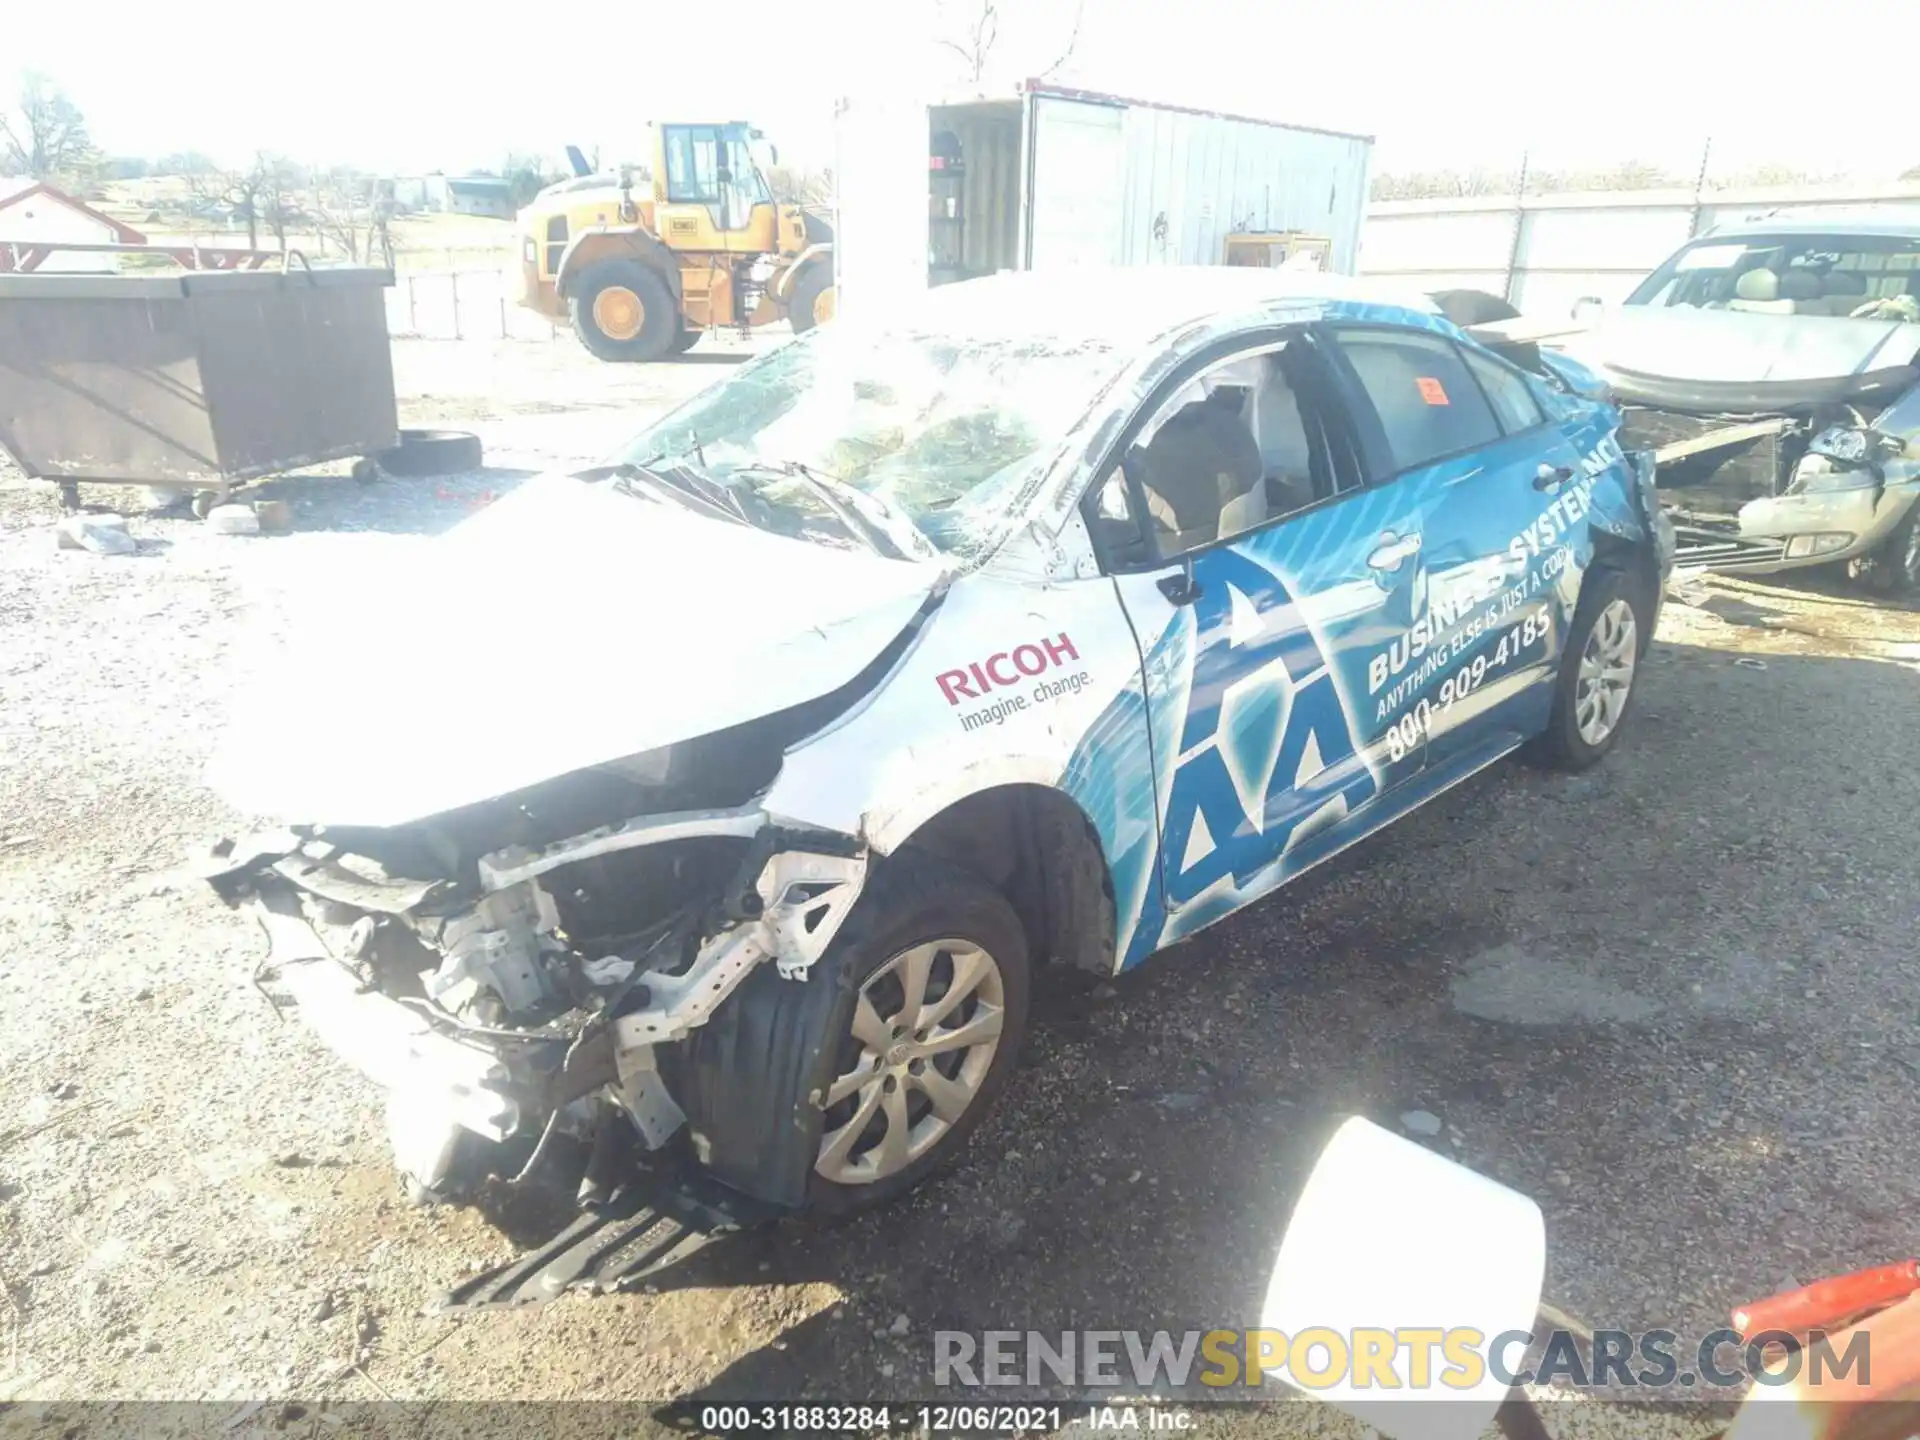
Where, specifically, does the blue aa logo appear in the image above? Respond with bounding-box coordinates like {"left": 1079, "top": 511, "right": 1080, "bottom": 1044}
{"left": 1159, "top": 549, "right": 1378, "bottom": 908}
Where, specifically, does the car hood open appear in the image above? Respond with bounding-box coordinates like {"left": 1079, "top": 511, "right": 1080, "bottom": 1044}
{"left": 207, "top": 473, "right": 945, "bottom": 829}
{"left": 1563, "top": 305, "right": 1920, "bottom": 412}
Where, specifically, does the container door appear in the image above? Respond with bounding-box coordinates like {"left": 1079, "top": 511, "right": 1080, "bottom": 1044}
{"left": 833, "top": 94, "right": 930, "bottom": 325}
{"left": 1026, "top": 96, "right": 1126, "bottom": 269}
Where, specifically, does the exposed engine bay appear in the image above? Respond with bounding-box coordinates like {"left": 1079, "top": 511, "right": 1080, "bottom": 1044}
{"left": 1619, "top": 398, "right": 1889, "bottom": 528}
{"left": 200, "top": 690, "right": 881, "bottom": 1219}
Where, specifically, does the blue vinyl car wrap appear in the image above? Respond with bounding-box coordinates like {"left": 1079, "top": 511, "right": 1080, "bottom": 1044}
{"left": 206, "top": 269, "right": 1676, "bottom": 1234}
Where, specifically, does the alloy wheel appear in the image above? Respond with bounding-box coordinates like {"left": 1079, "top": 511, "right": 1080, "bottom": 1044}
{"left": 1574, "top": 597, "right": 1638, "bottom": 746}
{"left": 815, "top": 940, "right": 1005, "bottom": 1185}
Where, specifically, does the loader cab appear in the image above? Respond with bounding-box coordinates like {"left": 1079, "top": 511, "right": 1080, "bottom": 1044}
{"left": 654, "top": 122, "right": 780, "bottom": 253}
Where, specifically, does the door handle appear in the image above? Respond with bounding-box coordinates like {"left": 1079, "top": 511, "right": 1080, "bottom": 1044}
{"left": 1534, "top": 463, "right": 1574, "bottom": 492}
{"left": 1366, "top": 532, "right": 1422, "bottom": 571}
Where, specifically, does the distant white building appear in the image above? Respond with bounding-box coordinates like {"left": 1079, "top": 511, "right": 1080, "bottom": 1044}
{"left": 0, "top": 179, "right": 146, "bottom": 272}
{"left": 387, "top": 173, "right": 516, "bottom": 219}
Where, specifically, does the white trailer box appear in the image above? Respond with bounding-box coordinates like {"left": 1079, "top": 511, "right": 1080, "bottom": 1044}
{"left": 834, "top": 79, "right": 1373, "bottom": 319}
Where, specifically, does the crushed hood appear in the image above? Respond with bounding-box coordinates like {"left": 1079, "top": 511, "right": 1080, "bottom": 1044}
{"left": 1562, "top": 305, "right": 1920, "bottom": 412}
{"left": 208, "top": 473, "right": 943, "bottom": 828}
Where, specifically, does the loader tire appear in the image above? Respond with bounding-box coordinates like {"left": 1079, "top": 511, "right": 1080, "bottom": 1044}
{"left": 787, "top": 260, "right": 835, "bottom": 335}
{"left": 570, "top": 259, "right": 676, "bottom": 362}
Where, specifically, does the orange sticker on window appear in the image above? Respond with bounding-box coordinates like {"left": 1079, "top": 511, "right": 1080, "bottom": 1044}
{"left": 1417, "top": 376, "right": 1450, "bottom": 406}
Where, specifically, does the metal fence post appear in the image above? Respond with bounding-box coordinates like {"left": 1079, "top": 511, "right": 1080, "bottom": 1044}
{"left": 1503, "top": 150, "right": 1531, "bottom": 305}
{"left": 451, "top": 271, "right": 462, "bottom": 341}
{"left": 406, "top": 275, "right": 417, "bottom": 335}
{"left": 1687, "top": 137, "right": 1713, "bottom": 239}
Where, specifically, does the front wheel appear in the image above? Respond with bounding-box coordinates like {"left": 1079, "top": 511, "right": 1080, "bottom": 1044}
{"left": 569, "top": 259, "right": 677, "bottom": 362}
{"left": 1527, "top": 567, "right": 1647, "bottom": 771}
{"left": 1851, "top": 506, "right": 1920, "bottom": 597}
{"left": 677, "top": 853, "right": 1030, "bottom": 1215}
{"left": 786, "top": 260, "right": 835, "bottom": 335}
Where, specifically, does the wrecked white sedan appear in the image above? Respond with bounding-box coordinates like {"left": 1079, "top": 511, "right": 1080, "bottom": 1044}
{"left": 202, "top": 268, "right": 1671, "bottom": 1303}
{"left": 1564, "top": 219, "right": 1920, "bottom": 594}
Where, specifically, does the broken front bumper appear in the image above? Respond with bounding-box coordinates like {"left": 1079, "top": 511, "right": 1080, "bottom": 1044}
{"left": 252, "top": 895, "right": 523, "bottom": 1141}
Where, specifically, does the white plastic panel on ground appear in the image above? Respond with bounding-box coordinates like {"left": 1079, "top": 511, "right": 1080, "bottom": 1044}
{"left": 1027, "top": 96, "right": 1128, "bottom": 269}
{"left": 1114, "top": 107, "right": 1372, "bottom": 273}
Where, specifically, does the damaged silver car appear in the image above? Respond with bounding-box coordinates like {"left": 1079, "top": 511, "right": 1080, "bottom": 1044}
{"left": 1562, "top": 218, "right": 1920, "bottom": 593}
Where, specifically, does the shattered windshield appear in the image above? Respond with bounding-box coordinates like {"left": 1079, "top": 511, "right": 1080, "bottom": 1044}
{"left": 614, "top": 326, "right": 1122, "bottom": 559}
{"left": 1628, "top": 233, "right": 1920, "bottom": 322}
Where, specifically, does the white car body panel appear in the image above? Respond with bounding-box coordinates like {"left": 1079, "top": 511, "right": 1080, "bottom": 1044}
{"left": 208, "top": 474, "right": 942, "bottom": 827}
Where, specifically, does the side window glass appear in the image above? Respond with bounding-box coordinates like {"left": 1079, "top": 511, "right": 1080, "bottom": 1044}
{"left": 665, "top": 127, "right": 720, "bottom": 203}
{"left": 1088, "top": 470, "right": 1149, "bottom": 569}
{"left": 1335, "top": 329, "right": 1502, "bottom": 471}
{"left": 1124, "top": 345, "right": 1331, "bottom": 560}
{"left": 1462, "top": 349, "right": 1546, "bottom": 435}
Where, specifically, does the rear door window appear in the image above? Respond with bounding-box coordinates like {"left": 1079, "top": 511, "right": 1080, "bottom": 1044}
{"left": 1462, "top": 349, "right": 1546, "bottom": 435}
{"left": 1331, "top": 329, "right": 1502, "bottom": 472}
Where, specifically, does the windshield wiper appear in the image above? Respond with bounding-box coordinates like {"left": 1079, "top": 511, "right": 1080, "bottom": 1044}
{"left": 730, "top": 460, "right": 941, "bottom": 563}
{"left": 596, "top": 459, "right": 751, "bottom": 528}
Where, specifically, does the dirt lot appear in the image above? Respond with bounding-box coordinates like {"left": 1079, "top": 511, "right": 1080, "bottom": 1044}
{"left": 2, "top": 336, "right": 1918, "bottom": 1431}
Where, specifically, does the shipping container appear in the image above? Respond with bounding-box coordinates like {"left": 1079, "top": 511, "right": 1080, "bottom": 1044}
{"left": 833, "top": 79, "right": 1373, "bottom": 321}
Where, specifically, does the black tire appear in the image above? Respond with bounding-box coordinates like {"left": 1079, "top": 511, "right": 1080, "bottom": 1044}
{"left": 786, "top": 260, "right": 835, "bottom": 335}
{"left": 677, "top": 851, "right": 1030, "bottom": 1216}
{"left": 669, "top": 325, "right": 702, "bottom": 355}
{"left": 374, "top": 429, "right": 483, "bottom": 477}
{"left": 1526, "top": 566, "right": 1649, "bottom": 771}
{"left": 1431, "top": 288, "right": 1521, "bottom": 327}
{"left": 569, "top": 259, "right": 677, "bottom": 361}
{"left": 1851, "top": 506, "right": 1920, "bottom": 597}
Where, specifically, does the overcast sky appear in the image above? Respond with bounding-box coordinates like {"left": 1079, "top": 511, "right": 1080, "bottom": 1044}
{"left": 12, "top": 0, "right": 1914, "bottom": 182}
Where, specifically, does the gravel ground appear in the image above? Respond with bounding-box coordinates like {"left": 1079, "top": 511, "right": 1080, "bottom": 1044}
{"left": 2, "top": 336, "right": 1917, "bottom": 1436}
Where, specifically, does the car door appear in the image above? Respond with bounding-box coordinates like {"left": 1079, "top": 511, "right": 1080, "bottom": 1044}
{"left": 1319, "top": 324, "right": 1592, "bottom": 772}
{"left": 1085, "top": 329, "right": 1435, "bottom": 962}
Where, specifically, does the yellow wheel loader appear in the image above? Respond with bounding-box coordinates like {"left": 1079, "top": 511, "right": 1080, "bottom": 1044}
{"left": 516, "top": 124, "right": 835, "bottom": 362}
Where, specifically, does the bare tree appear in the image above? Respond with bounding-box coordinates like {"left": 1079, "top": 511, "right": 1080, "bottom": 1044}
{"left": 0, "top": 72, "right": 99, "bottom": 182}
{"left": 766, "top": 164, "right": 833, "bottom": 205}
{"left": 1038, "top": 0, "right": 1087, "bottom": 78}
{"left": 310, "top": 170, "right": 393, "bottom": 268}
{"left": 937, "top": 0, "right": 1000, "bottom": 84}
{"left": 185, "top": 154, "right": 307, "bottom": 250}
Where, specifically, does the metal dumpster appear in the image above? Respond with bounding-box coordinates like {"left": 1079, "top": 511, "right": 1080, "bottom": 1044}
{"left": 0, "top": 266, "right": 399, "bottom": 509}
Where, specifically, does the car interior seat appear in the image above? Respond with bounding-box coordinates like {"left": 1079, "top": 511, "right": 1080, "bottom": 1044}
{"left": 1134, "top": 387, "right": 1263, "bottom": 552}
{"left": 1729, "top": 267, "right": 1796, "bottom": 314}
{"left": 1814, "top": 270, "right": 1868, "bottom": 316}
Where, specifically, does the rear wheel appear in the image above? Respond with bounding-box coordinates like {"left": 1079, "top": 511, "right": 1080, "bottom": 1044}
{"left": 787, "top": 260, "right": 835, "bottom": 335}
{"left": 678, "top": 853, "right": 1030, "bottom": 1215}
{"left": 1527, "top": 567, "right": 1647, "bottom": 771}
{"left": 570, "top": 259, "right": 677, "bottom": 362}
{"left": 1852, "top": 507, "right": 1920, "bottom": 597}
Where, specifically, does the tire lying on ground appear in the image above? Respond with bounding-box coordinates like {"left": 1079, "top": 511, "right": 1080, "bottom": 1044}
{"left": 570, "top": 258, "right": 678, "bottom": 362}
{"left": 1430, "top": 288, "right": 1523, "bottom": 327}
{"left": 675, "top": 851, "right": 1031, "bottom": 1215}
{"left": 373, "top": 429, "right": 484, "bottom": 477}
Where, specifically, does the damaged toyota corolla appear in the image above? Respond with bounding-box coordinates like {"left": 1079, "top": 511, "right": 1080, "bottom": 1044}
{"left": 200, "top": 268, "right": 1672, "bottom": 1303}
